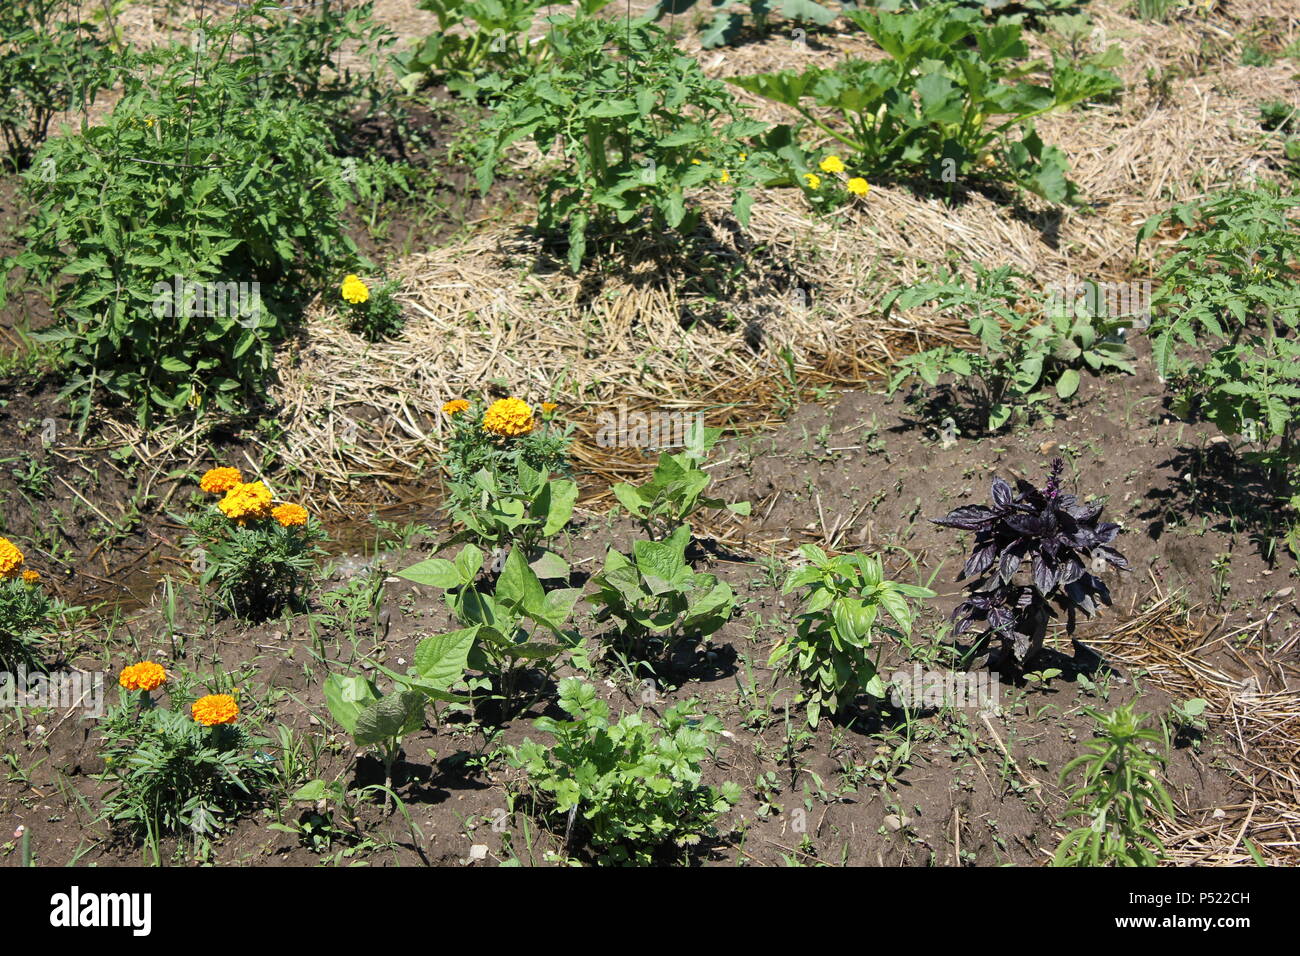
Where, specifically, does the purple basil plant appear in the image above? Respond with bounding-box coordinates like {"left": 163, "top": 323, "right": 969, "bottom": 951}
{"left": 932, "top": 458, "right": 1128, "bottom": 667}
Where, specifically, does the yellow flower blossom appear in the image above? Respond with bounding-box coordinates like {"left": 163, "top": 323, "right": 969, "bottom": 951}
{"left": 482, "top": 397, "right": 535, "bottom": 437}
{"left": 199, "top": 467, "right": 242, "bottom": 493}
{"left": 192, "top": 694, "right": 239, "bottom": 726}
{"left": 21, "top": 570, "right": 39, "bottom": 585}
{"left": 218, "top": 481, "right": 274, "bottom": 523}
{"left": 0, "top": 537, "right": 24, "bottom": 579}
{"left": 272, "top": 503, "right": 309, "bottom": 528}
{"left": 119, "top": 662, "right": 167, "bottom": 693}
{"left": 819, "top": 155, "right": 845, "bottom": 174}
{"left": 847, "top": 177, "right": 871, "bottom": 196}
{"left": 341, "top": 274, "right": 370, "bottom": 305}
{"left": 442, "top": 399, "right": 470, "bottom": 416}
{"left": 804, "top": 172, "right": 822, "bottom": 190}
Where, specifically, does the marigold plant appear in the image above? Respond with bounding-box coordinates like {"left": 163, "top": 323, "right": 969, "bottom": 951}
{"left": 182, "top": 472, "right": 328, "bottom": 619}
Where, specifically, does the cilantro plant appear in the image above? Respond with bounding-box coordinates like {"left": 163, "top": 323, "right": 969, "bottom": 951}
{"left": 884, "top": 264, "right": 1135, "bottom": 432}
{"left": 1137, "top": 185, "right": 1300, "bottom": 555}
{"left": 611, "top": 421, "right": 751, "bottom": 540}
{"left": 588, "top": 523, "right": 736, "bottom": 669}
{"left": 472, "top": 14, "right": 772, "bottom": 270}
{"left": 0, "top": 0, "right": 112, "bottom": 172}
{"left": 932, "top": 458, "right": 1128, "bottom": 667}
{"left": 505, "top": 678, "right": 740, "bottom": 864}
{"left": 1053, "top": 704, "right": 1173, "bottom": 867}
{"left": 730, "top": 2, "right": 1121, "bottom": 202}
{"left": 769, "top": 545, "right": 934, "bottom": 728}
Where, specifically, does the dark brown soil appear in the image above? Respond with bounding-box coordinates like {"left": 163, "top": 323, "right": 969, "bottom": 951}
{"left": 2, "top": 326, "right": 1290, "bottom": 867}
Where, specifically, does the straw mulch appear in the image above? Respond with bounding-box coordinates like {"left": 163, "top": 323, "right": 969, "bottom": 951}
{"left": 271, "top": 2, "right": 1295, "bottom": 495}
{"left": 1090, "top": 591, "right": 1300, "bottom": 865}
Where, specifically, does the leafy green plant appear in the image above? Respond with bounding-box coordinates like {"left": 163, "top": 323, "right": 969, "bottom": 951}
{"left": 2, "top": 5, "right": 400, "bottom": 428}
{"left": 652, "top": 0, "right": 838, "bottom": 50}
{"left": 99, "top": 675, "right": 274, "bottom": 864}
{"left": 588, "top": 523, "right": 736, "bottom": 669}
{"left": 473, "top": 14, "right": 773, "bottom": 270}
{"left": 770, "top": 545, "right": 933, "bottom": 728}
{"left": 885, "top": 264, "right": 1135, "bottom": 432}
{"left": 394, "top": 0, "right": 612, "bottom": 97}
{"left": 1053, "top": 704, "right": 1173, "bottom": 866}
{"left": 0, "top": 0, "right": 112, "bottom": 172}
{"left": 1137, "top": 185, "right": 1300, "bottom": 538}
{"left": 398, "top": 545, "right": 582, "bottom": 712}
{"left": 505, "top": 677, "right": 740, "bottom": 864}
{"left": 730, "top": 2, "right": 1121, "bottom": 202}
{"left": 611, "top": 422, "right": 751, "bottom": 540}
{"left": 1168, "top": 697, "right": 1208, "bottom": 748}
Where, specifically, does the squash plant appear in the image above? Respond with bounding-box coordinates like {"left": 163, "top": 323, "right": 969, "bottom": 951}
{"left": 729, "top": 2, "right": 1120, "bottom": 202}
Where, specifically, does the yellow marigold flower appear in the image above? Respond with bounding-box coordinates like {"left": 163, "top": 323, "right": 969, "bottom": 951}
{"left": 442, "top": 399, "right": 470, "bottom": 416}
{"left": 819, "top": 155, "right": 845, "bottom": 174}
{"left": 199, "top": 467, "right": 242, "bottom": 493}
{"left": 0, "top": 537, "right": 24, "bottom": 579}
{"left": 21, "top": 570, "right": 39, "bottom": 585}
{"left": 804, "top": 172, "right": 822, "bottom": 190}
{"left": 847, "top": 177, "right": 871, "bottom": 197}
{"left": 691, "top": 158, "right": 702, "bottom": 165}
{"left": 739, "top": 152, "right": 748, "bottom": 162}
{"left": 341, "top": 274, "right": 370, "bottom": 305}
{"left": 483, "top": 397, "right": 535, "bottom": 437}
{"left": 119, "top": 662, "right": 167, "bottom": 693}
{"left": 218, "top": 481, "right": 274, "bottom": 523}
{"left": 272, "top": 503, "right": 309, "bottom": 528}
{"left": 192, "top": 694, "right": 239, "bottom": 726}
{"left": 541, "top": 402, "right": 558, "bottom": 414}
{"left": 719, "top": 170, "right": 731, "bottom": 184}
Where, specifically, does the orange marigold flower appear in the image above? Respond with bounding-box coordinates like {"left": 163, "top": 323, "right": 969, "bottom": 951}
{"left": 0, "top": 537, "right": 24, "bottom": 579}
{"left": 218, "top": 481, "right": 274, "bottom": 523}
{"left": 482, "top": 397, "right": 535, "bottom": 437}
{"left": 442, "top": 399, "right": 470, "bottom": 416}
{"left": 119, "top": 661, "right": 167, "bottom": 693}
{"left": 192, "top": 694, "right": 239, "bottom": 726}
{"left": 272, "top": 503, "right": 309, "bottom": 528}
{"left": 199, "top": 467, "right": 243, "bottom": 493}
{"left": 21, "top": 570, "right": 39, "bottom": 585}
